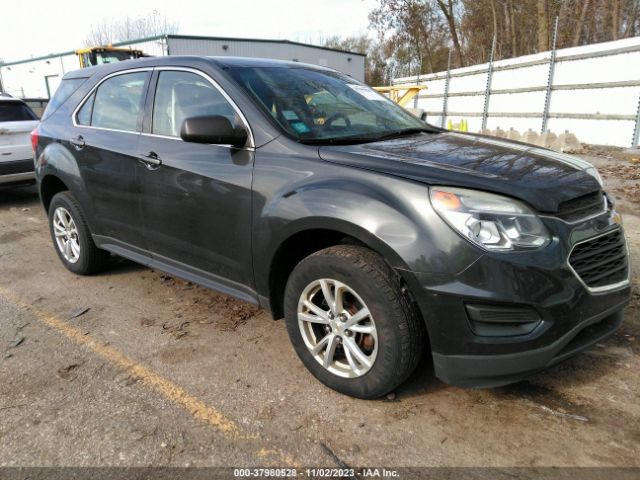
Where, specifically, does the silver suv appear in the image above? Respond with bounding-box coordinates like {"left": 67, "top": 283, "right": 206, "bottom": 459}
{"left": 0, "top": 94, "right": 39, "bottom": 186}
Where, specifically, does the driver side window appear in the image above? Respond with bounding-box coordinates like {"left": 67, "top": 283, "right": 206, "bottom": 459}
{"left": 152, "top": 71, "right": 237, "bottom": 137}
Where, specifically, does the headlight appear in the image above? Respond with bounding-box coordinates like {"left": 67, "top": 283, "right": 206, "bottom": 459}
{"left": 430, "top": 187, "right": 551, "bottom": 251}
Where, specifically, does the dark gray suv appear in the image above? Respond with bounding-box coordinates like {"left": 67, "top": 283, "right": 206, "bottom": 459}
{"left": 32, "top": 56, "right": 630, "bottom": 398}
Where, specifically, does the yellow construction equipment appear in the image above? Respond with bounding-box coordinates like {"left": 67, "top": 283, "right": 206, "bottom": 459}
{"left": 373, "top": 85, "right": 428, "bottom": 107}
{"left": 75, "top": 46, "right": 147, "bottom": 68}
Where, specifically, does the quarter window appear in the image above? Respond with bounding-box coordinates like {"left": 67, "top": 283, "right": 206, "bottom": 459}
{"left": 87, "top": 72, "right": 147, "bottom": 132}
{"left": 152, "top": 71, "right": 237, "bottom": 137}
{"left": 42, "top": 77, "right": 87, "bottom": 121}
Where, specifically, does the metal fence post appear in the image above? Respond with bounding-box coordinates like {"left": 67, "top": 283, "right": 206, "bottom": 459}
{"left": 541, "top": 16, "right": 559, "bottom": 134}
{"left": 414, "top": 53, "right": 422, "bottom": 109}
{"left": 632, "top": 93, "right": 640, "bottom": 148}
{"left": 481, "top": 35, "right": 496, "bottom": 131}
{"left": 441, "top": 49, "right": 452, "bottom": 128}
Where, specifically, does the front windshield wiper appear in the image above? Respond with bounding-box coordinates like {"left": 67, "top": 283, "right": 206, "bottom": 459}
{"left": 300, "top": 127, "right": 440, "bottom": 146}
{"left": 373, "top": 127, "right": 441, "bottom": 141}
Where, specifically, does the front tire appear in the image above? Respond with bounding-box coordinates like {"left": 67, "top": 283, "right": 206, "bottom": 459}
{"left": 48, "top": 191, "right": 110, "bottom": 275}
{"left": 284, "top": 245, "right": 425, "bottom": 399}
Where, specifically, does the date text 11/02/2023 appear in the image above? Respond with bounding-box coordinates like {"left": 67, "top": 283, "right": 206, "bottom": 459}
{"left": 233, "top": 468, "right": 400, "bottom": 477}
{"left": 307, "top": 469, "right": 399, "bottom": 478}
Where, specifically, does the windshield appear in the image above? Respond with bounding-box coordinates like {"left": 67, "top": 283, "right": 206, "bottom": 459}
{"left": 95, "top": 51, "right": 136, "bottom": 65}
{"left": 226, "top": 66, "right": 436, "bottom": 144}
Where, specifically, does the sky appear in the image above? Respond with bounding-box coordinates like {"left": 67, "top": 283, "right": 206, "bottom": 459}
{"left": 0, "top": 0, "right": 378, "bottom": 62}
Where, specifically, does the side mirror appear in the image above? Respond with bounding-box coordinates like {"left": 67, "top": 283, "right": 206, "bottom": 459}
{"left": 180, "top": 115, "right": 248, "bottom": 148}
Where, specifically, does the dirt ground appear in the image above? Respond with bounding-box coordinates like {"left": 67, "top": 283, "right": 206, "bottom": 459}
{"left": 0, "top": 153, "right": 639, "bottom": 472}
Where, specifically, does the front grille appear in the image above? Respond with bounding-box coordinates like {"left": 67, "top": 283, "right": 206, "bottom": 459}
{"left": 556, "top": 191, "right": 605, "bottom": 222}
{"left": 569, "top": 229, "right": 628, "bottom": 289}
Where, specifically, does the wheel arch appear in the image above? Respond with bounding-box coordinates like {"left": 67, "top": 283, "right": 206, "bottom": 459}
{"left": 40, "top": 174, "right": 70, "bottom": 212}
{"left": 36, "top": 141, "right": 99, "bottom": 234}
{"left": 266, "top": 217, "right": 420, "bottom": 321}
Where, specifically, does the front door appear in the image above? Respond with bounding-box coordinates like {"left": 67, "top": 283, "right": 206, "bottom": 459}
{"left": 137, "top": 69, "right": 255, "bottom": 292}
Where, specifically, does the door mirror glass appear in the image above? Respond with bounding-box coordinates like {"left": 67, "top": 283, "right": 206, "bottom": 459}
{"left": 180, "top": 115, "right": 248, "bottom": 147}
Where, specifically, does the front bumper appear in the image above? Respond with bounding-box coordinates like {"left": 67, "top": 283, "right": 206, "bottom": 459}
{"left": 433, "top": 306, "right": 625, "bottom": 388}
{"left": 405, "top": 210, "right": 631, "bottom": 388}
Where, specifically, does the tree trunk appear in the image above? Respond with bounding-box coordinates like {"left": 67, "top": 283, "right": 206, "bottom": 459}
{"left": 437, "top": 0, "right": 465, "bottom": 67}
{"left": 509, "top": 0, "right": 517, "bottom": 57}
{"left": 623, "top": 0, "right": 639, "bottom": 37}
{"left": 611, "top": 0, "right": 620, "bottom": 40}
{"left": 537, "top": 0, "right": 549, "bottom": 52}
{"left": 573, "top": 0, "right": 591, "bottom": 46}
{"left": 490, "top": 0, "right": 499, "bottom": 57}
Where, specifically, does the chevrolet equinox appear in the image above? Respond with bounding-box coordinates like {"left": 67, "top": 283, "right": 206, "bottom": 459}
{"left": 32, "top": 57, "right": 631, "bottom": 398}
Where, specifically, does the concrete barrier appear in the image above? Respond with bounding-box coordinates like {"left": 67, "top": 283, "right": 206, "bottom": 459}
{"left": 551, "top": 130, "right": 582, "bottom": 152}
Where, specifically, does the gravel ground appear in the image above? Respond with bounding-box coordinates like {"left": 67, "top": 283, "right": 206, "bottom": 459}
{"left": 0, "top": 154, "right": 639, "bottom": 471}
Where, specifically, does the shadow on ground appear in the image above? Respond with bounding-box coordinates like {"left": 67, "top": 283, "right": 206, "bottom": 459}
{"left": 0, "top": 184, "right": 39, "bottom": 208}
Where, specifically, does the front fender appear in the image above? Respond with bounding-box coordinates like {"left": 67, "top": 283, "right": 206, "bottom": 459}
{"left": 251, "top": 149, "right": 482, "bottom": 297}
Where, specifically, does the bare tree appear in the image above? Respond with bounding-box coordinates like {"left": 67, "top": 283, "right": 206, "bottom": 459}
{"left": 573, "top": 0, "right": 591, "bottom": 46}
{"left": 323, "top": 35, "right": 388, "bottom": 85}
{"left": 436, "top": 0, "right": 465, "bottom": 66}
{"left": 536, "top": 0, "right": 549, "bottom": 51}
{"left": 84, "top": 11, "right": 179, "bottom": 47}
{"left": 335, "top": 0, "right": 640, "bottom": 83}
{"left": 611, "top": 0, "right": 621, "bottom": 39}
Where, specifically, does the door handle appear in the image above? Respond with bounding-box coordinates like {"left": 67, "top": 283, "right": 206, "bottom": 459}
{"left": 70, "top": 136, "right": 85, "bottom": 150}
{"left": 138, "top": 151, "right": 162, "bottom": 169}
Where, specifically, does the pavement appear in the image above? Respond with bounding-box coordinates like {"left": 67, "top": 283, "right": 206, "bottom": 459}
{"left": 1, "top": 155, "right": 639, "bottom": 471}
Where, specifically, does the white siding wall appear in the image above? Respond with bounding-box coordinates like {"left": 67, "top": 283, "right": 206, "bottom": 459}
{"left": 0, "top": 53, "right": 77, "bottom": 98}
{"left": 0, "top": 38, "right": 165, "bottom": 99}
{"left": 0, "top": 36, "right": 364, "bottom": 99}
{"left": 167, "top": 37, "right": 365, "bottom": 81}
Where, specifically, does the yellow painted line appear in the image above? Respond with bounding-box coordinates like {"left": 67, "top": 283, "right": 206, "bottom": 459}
{"left": 0, "top": 286, "right": 300, "bottom": 465}
{"left": 0, "top": 285, "right": 299, "bottom": 467}
{"left": 0, "top": 285, "right": 244, "bottom": 437}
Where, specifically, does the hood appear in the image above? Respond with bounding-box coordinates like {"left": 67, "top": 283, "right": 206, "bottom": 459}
{"left": 318, "top": 131, "right": 601, "bottom": 213}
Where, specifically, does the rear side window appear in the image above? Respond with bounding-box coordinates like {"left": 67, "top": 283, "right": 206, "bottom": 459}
{"left": 76, "top": 92, "right": 95, "bottom": 126}
{"left": 42, "top": 78, "right": 86, "bottom": 120}
{"left": 0, "top": 101, "right": 38, "bottom": 121}
{"left": 152, "top": 70, "right": 237, "bottom": 137}
{"left": 89, "top": 72, "right": 147, "bottom": 132}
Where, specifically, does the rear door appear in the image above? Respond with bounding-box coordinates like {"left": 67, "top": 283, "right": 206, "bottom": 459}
{"left": 72, "top": 69, "right": 151, "bottom": 250}
{"left": 136, "top": 68, "right": 255, "bottom": 292}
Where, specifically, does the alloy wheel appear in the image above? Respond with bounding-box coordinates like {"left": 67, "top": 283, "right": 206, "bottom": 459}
{"left": 52, "top": 207, "right": 81, "bottom": 264}
{"left": 297, "top": 278, "right": 378, "bottom": 378}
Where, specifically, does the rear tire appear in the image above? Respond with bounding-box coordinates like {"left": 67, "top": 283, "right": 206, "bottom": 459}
{"left": 48, "top": 191, "right": 110, "bottom": 275}
{"left": 284, "top": 245, "right": 425, "bottom": 399}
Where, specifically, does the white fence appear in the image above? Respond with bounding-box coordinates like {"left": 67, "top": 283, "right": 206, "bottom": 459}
{"left": 393, "top": 36, "right": 640, "bottom": 148}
